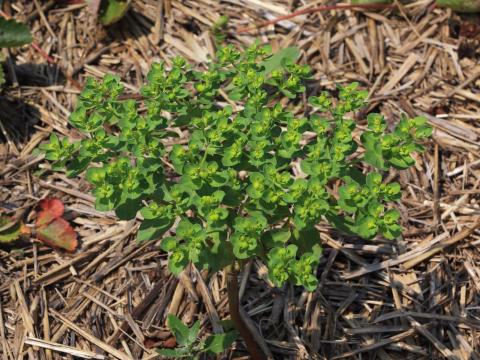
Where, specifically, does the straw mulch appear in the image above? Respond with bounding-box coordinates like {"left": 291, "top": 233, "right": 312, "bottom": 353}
{"left": 1, "top": 1, "right": 480, "bottom": 359}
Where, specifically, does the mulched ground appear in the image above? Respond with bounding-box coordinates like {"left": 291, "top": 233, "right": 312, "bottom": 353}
{"left": 1, "top": 1, "right": 480, "bottom": 359}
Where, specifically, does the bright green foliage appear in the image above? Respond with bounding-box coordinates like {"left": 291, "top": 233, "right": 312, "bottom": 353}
{"left": 39, "top": 43, "right": 431, "bottom": 291}
{"left": 260, "top": 46, "right": 300, "bottom": 75}
{"left": 157, "top": 314, "right": 236, "bottom": 359}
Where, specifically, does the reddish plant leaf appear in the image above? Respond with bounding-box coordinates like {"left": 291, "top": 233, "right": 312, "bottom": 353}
{"left": 36, "top": 218, "right": 78, "bottom": 252}
{"left": 162, "top": 336, "right": 177, "bottom": 349}
{"left": 36, "top": 198, "right": 65, "bottom": 227}
{"left": 144, "top": 335, "right": 177, "bottom": 349}
{"left": 35, "top": 198, "right": 78, "bottom": 252}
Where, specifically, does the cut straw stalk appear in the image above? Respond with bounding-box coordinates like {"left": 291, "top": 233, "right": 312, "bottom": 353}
{"left": 343, "top": 219, "right": 480, "bottom": 279}
{"left": 25, "top": 337, "right": 106, "bottom": 360}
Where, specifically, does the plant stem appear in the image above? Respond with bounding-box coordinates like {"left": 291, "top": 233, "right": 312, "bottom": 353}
{"left": 226, "top": 264, "right": 267, "bottom": 360}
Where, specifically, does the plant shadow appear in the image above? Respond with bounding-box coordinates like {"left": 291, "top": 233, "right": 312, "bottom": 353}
{"left": 0, "top": 62, "right": 66, "bottom": 145}
{"left": 2, "top": 62, "right": 65, "bottom": 87}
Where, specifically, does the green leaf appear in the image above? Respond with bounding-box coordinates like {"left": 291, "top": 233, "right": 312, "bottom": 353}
{"left": 156, "top": 347, "right": 190, "bottom": 358}
{"left": 93, "top": 185, "right": 120, "bottom": 212}
{"left": 292, "top": 227, "right": 320, "bottom": 255}
{"left": 176, "top": 218, "right": 197, "bottom": 238}
{"left": 367, "top": 113, "right": 386, "bottom": 133}
{"left": 261, "top": 229, "right": 291, "bottom": 248}
{"left": 86, "top": 167, "right": 106, "bottom": 186}
{"left": 338, "top": 182, "right": 360, "bottom": 213}
{"left": 231, "top": 233, "right": 257, "bottom": 259}
{"left": 325, "top": 212, "right": 356, "bottom": 235}
{"left": 291, "top": 249, "right": 321, "bottom": 291}
{"left": 301, "top": 274, "right": 319, "bottom": 291}
{"left": 188, "top": 320, "right": 201, "bottom": 343}
{"left": 0, "top": 18, "right": 32, "bottom": 48}
{"left": 361, "top": 132, "right": 386, "bottom": 170}
{"left": 354, "top": 215, "right": 378, "bottom": 239}
{"left": 166, "top": 314, "right": 194, "bottom": 347}
{"left": 366, "top": 173, "right": 382, "bottom": 190}
{"left": 381, "top": 223, "right": 402, "bottom": 240}
{"left": 380, "top": 209, "right": 402, "bottom": 239}
{"left": 383, "top": 182, "right": 401, "bottom": 201}
{"left": 160, "top": 237, "right": 177, "bottom": 252}
{"left": 415, "top": 123, "right": 433, "bottom": 139}
{"left": 137, "top": 217, "right": 173, "bottom": 243}
{"left": 268, "top": 244, "right": 297, "bottom": 264}
{"left": 197, "top": 232, "right": 233, "bottom": 272}
{"left": 209, "top": 171, "right": 230, "bottom": 187}
{"left": 204, "top": 332, "right": 237, "bottom": 354}
{"left": 97, "top": 0, "right": 131, "bottom": 25}
{"left": 388, "top": 145, "right": 416, "bottom": 169}
{"left": 140, "top": 204, "right": 160, "bottom": 220}
{"left": 0, "top": 216, "right": 27, "bottom": 244}
{"left": 65, "top": 156, "right": 92, "bottom": 177}
{"left": 115, "top": 197, "right": 142, "bottom": 220}
{"left": 168, "top": 249, "right": 189, "bottom": 275}
{"left": 261, "top": 47, "right": 300, "bottom": 74}
{"left": 212, "top": 16, "right": 229, "bottom": 44}
{"left": 267, "top": 244, "right": 298, "bottom": 286}
{"left": 367, "top": 201, "right": 384, "bottom": 218}
{"left": 246, "top": 173, "right": 266, "bottom": 199}
{"left": 308, "top": 92, "right": 331, "bottom": 112}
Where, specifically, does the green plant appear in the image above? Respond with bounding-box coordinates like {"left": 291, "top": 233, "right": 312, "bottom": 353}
{"left": 39, "top": 43, "right": 431, "bottom": 357}
{"left": 158, "top": 314, "right": 236, "bottom": 359}
{"left": 86, "top": 0, "right": 131, "bottom": 25}
{"left": 0, "top": 18, "right": 32, "bottom": 85}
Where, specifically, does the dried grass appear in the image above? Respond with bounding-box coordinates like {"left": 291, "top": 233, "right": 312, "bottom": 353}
{"left": 1, "top": 1, "right": 480, "bottom": 359}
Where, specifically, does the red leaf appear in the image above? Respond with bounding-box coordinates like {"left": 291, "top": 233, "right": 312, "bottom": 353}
{"left": 35, "top": 198, "right": 78, "bottom": 252}
{"left": 36, "top": 218, "right": 78, "bottom": 252}
{"left": 36, "top": 198, "right": 65, "bottom": 227}
{"left": 144, "top": 336, "right": 177, "bottom": 349}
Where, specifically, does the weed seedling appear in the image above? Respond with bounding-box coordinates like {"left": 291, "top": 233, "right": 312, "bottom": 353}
{"left": 158, "top": 314, "right": 236, "bottom": 359}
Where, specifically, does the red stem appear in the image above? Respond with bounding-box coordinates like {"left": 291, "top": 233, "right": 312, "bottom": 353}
{"left": 226, "top": 265, "right": 267, "bottom": 360}
{"left": 31, "top": 43, "right": 56, "bottom": 64}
